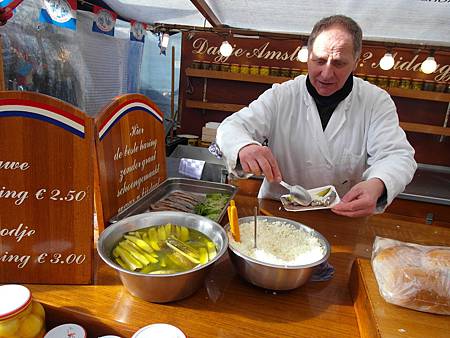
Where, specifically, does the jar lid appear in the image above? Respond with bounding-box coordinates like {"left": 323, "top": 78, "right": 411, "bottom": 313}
{"left": 0, "top": 284, "right": 32, "bottom": 320}
{"left": 44, "top": 324, "right": 86, "bottom": 338}
{"left": 132, "top": 324, "right": 185, "bottom": 338}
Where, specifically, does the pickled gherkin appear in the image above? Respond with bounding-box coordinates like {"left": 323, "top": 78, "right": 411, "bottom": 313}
{"left": 111, "top": 223, "right": 217, "bottom": 274}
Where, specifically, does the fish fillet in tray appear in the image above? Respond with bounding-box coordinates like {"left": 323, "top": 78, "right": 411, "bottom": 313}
{"left": 109, "top": 178, "right": 237, "bottom": 224}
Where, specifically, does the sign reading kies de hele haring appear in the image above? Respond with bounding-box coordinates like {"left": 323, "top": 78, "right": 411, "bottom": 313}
{"left": 95, "top": 94, "right": 167, "bottom": 225}
{"left": 0, "top": 91, "right": 94, "bottom": 284}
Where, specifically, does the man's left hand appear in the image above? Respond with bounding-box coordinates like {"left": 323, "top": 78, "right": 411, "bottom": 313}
{"left": 331, "top": 178, "right": 385, "bottom": 217}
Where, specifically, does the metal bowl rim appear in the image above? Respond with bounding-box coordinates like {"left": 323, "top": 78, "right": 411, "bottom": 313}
{"left": 97, "top": 211, "right": 228, "bottom": 277}
{"left": 225, "top": 215, "right": 330, "bottom": 269}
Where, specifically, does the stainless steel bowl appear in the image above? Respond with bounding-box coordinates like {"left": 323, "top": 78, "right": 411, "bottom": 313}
{"left": 226, "top": 216, "right": 330, "bottom": 290}
{"left": 97, "top": 211, "right": 228, "bottom": 303}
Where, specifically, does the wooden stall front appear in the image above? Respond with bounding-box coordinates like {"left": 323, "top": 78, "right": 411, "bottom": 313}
{"left": 26, "top": 182, "right": 450, "bottom": 338}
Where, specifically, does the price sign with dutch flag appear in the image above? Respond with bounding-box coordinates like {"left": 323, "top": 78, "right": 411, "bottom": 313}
{"left": 0, "top": 91, "right": 94, "bottom": 284}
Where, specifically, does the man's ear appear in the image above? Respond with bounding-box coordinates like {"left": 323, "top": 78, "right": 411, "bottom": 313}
{"left": 352, "top": 58, "right": 359, "bottom": 72}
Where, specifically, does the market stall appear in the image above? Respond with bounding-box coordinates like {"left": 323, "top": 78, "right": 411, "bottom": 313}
{"left": 0, "top": 1, "right": 449, "bottom": 337}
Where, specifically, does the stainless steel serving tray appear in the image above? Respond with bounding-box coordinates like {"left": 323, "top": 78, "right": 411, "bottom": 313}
{"left": 109, "top": 177, "right": 238, "bottom": 224}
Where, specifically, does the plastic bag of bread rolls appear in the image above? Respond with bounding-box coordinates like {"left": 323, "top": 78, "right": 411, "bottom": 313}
{"left": 371, "top": 236, "right": 449, "bottom": 315}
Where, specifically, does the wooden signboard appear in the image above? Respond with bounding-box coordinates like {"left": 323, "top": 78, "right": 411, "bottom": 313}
{"left": 95, "top": 94, "right": 167, "bottom": 225}
{"left": 0, "top": 91, "right": 94, "bottom": 284}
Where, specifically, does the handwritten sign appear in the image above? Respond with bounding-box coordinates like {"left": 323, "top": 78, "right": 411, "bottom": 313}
{"left": 0, "top": 91, "right": 94, "bottom": 284}
{"left": 95, "top": 94, "right": 167, "bottom": 225}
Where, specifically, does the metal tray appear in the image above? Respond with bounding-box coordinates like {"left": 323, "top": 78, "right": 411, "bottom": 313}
{"left": 109, "top": 177, "right": 238, "bottom": 224}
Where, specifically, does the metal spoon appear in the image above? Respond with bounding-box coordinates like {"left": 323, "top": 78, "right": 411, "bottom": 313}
{"left": 279, "top": 180, "right": 312, "bottom": 206}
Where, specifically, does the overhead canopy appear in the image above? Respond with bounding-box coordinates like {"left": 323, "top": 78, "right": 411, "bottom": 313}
{"left": 101, "top": 0, "right": 450, "bottom": 47}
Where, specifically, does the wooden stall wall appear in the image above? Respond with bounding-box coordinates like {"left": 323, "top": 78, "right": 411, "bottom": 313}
{"left": 0, "top": 91, "right": 94, "bottom": 284}
{"left": 179, "top": 31, "right": 450, "bottom": 167}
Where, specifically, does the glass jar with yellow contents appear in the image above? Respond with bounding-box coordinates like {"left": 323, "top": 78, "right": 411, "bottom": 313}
{"left": 399, "top": 78, "right": 411, "bottom": 89}
{"left": 388, "top": 76, "right": 400, "bottom": 88}
{"left": 250, "top": 65, "right": 260, "bottom": 75}
{"left": 240, "top": 64, "right": 249, "bottom": 74}
{"left": 230, "top": 64, "right": 240, "bottom": 73}
{"left": 260, "top": 66, "right": 270, "bottom": 76}
{"left": 0, "top": 284, "right": 45, "bottom": 338}
{"left": 377, "top": 75, "right": 389, "bottom": 89}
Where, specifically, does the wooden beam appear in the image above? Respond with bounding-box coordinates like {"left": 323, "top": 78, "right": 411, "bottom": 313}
{"left": 150, "top": 23, "right": 450, "bottom": 52}
{"left": 189, "top": 0, "right": 222, "bottom": 27}
{"left": 388, "top": 88, "right": 450, "bottom": 103}
{"left": 186, "top": 100, "right": 245, "bottom": 112}
{"left": 400, "top": 122, "right": 450, "bottom": 136}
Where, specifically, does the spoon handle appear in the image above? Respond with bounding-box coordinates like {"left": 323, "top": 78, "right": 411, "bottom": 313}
{"left": 279, "top": 180, "right": 291, "bottom": 190}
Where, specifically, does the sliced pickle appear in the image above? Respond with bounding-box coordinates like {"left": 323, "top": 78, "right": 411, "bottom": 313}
{"left": 316, "top": 187, "right": 331, "bottom": 197}
{"left": 115, "top": 257, "right": 130, "bottom": 270}
{"left": 164, "top": 223, "right": 173, "bottom": 237}
{"left": 127, "top": 230, "right": 142, "bottom": 238}
{"left": 147, "top": 228, "right": 162, "bottom": 250}
{"left": 166, "top": 236, "right": 200, "bottom": 264}
{"left": 157, "top": 226, "right": 167, "bottom": 240}
{"left": 115, "top": 246, "right": 143, "bottom": 270}
{"left": 125, "top": 240, "right": 159, "bottom": 263}
{"left": 124, "top": 234, "right": 154, "bottom": 254}
{"left": 167, "top": 252, "right": 196, "bottom": 269}
{"left": 118, "top": 241, "right": 150, "bottom": 265}
{"left": 175, "top": 225, "right": 182, "bottom": 239}
{"left": 206, "top": 241, "right": 217, "bottom": 260}
{"left": 180, "top": 226, "right": 190, "bottom": 241}
{"left": 198, "top": 247, "right": 208, "bottom": 264}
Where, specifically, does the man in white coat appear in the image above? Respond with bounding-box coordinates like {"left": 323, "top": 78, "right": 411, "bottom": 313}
{"left": 216, "top": 15, "right": 417, "bottom": 217}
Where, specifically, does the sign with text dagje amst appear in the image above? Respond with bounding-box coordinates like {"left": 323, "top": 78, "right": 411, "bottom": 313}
{"left": 95, "top": 94, "right": 167, "bottom": 225}
{"left": 0, "top": 91, "right": 94, "bottom": 284}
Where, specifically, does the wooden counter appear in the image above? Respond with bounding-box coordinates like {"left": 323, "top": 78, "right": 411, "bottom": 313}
{"left": 350, "top": 258, "right": 449, "bottom": 338}
{"left": 27, "top": 193, "right": 450, "bottom": 337}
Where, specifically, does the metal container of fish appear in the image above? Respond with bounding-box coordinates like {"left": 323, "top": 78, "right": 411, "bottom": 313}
{"left": 109, "top": 177, "right": 237, "bottom": 224}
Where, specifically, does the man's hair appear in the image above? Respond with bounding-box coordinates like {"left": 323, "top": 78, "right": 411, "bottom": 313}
{"left": 307, "top": 15, "right": 363, "bottom": 59}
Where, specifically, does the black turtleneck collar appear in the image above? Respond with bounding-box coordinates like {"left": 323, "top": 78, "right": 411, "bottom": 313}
{"left": 306, "top": 74, "right": 353, "bottom": 130}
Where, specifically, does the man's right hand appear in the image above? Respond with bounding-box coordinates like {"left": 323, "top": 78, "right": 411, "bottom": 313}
{"left": 238, "top": 144, "right": 282, "bottom": 182}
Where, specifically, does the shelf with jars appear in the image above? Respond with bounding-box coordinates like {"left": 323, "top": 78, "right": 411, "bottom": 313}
{"left": 187, "top": 67, "right": 450, "bottom": 103}
{"left": 185, "top": 67, "right": 291, "bottom": 85}
{"left": 185, "top": 65, "right": 449, "bottom": 138}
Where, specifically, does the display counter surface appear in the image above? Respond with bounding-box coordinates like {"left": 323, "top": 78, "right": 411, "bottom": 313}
{"left": 26, "top": 190, "right": 450, "bottom": 338}
{"left": 399, "top": 164, "right": 450, "bottom": 205}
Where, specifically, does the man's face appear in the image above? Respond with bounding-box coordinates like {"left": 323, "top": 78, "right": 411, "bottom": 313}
{"left": 307, "top": 25, "right": 358, "bottom": 96}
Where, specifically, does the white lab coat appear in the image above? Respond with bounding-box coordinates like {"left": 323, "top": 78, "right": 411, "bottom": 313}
{"left": 216, "top": 75, "right": 417, "bottom": 209}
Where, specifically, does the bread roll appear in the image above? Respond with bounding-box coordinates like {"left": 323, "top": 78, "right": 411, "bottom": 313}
{"left": 424, "top": 248, "right": 450, "bottom": 269}
{"left": 405, "top": 267, "right": 449, "bottom": 314}
{"left": 372, "top": 246, "right": 422, "bottom": 304}
{"left": 372, "top": 245, "right": 450, "bottom": 315}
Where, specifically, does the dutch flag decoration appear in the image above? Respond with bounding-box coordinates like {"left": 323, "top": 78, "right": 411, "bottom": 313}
{"left": 39, "top": 0, "right": 77, "bottom": 31}
{"left": 0, "top": 98, "right": 85, "bottom": 138}
{"left": 0, "top": 0, "right": 22, "bottom": 10}
{"left": 92, "top": 5, "right": 116, "bottom": 36}
{"left": 130, "top": 20, "right": 147, "bottom": 43}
